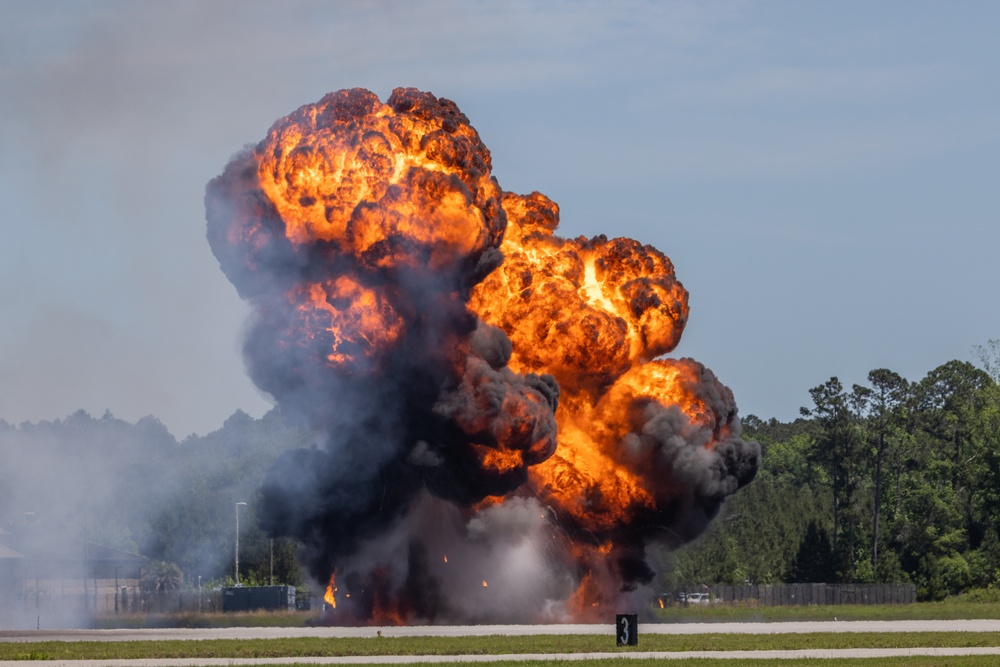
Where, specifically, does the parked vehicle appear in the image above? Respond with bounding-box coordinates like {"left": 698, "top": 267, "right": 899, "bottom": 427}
{"left": 678, "top": 592, "right": 711, "bottom": 605}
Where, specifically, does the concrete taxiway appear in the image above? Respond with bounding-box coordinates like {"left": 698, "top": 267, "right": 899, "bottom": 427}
{"left": 4, "top": 619, "right": 1000, "bottom": 642}
{"left": 3, "top": 621, "right": 1000, "bottom": 665}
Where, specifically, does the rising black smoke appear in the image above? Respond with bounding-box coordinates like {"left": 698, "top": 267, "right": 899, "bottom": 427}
{"left": 205, "top": 87, "right": 759, "bottom": 623}
{"left": 205, "top": 88, "right": 563, "bottom": 620}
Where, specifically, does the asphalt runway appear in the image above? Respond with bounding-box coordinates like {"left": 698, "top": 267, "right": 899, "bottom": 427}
{"left": 3, "top": 647, "right": 1000, "bottom": 666}
{"left": 4, "top": 621, "right": 1000, "bottom": 665}
{"left": 4, "top": 619, "right": 1000, "bottom": 642}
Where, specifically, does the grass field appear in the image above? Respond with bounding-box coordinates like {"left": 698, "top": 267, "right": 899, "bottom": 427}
{"left": 365, "top": 660, "right": 1000, "bottom": 667}
{"left": 83, "top": 592, "right": 1000, "bottom": 629}
{"left": 5, "top": 598, "right": 1000, "bottom": 666}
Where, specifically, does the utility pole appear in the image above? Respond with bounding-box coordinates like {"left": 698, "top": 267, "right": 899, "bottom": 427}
{"left": 235, "top": 502, "right": 247, "bottom": 586}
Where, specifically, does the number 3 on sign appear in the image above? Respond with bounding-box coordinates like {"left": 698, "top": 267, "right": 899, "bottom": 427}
{"left": 618, "top": 616, "right": 631, "bottom": 645}
{"left": 616, "top": 613, "right": 637, "bottom": 646}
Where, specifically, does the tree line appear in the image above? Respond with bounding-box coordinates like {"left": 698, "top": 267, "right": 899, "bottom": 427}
{"left": 657, "top": 341, "right": 1000, "bottom": 601}
{"left": 2, "top": 342, "right": 998, "bottom": 600}
{"left": 0, "top": 407, "right": 312, "bottom": 590}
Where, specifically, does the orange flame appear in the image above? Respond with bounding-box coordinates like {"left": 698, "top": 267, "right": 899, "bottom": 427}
{"left": 207, "top": 87, "right": 758, "bottom": 623}
{"left": 323, "top": 573, "right": 337, "bottom": 609}
{"left": 467, "top": 189, "right": 756, "bottom": 608}
{"left": 256, "top": 90, "right": 503, "bottom": 267}
{"left": 471, "top": 192, "right": 701, "bottom": 537}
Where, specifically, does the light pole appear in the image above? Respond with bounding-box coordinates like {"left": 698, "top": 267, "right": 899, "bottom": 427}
{"left": 235, "top": 502, "right": 247, "bottom": 586}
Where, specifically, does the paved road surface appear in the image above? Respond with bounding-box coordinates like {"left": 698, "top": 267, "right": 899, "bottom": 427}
{"left": 4, "top": 647, "right": 1000, "bottom": 666}
{"left": 4, "top": 621, "right": 1000, "bottom": 665}
{"left": 4, "top": 619, "right": 1000, "bottom": 642}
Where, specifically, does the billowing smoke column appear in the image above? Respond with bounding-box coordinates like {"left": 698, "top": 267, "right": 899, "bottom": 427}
{"left": 206, "top": 88, "right": 759, "bottom": 623}
{"left": 470, "top": 192, "right": 759, "bottom": 613}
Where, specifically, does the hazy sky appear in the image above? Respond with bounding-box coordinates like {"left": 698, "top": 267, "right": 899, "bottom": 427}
{"left": 2, "top": 1, "right": 998, "bottom": 438}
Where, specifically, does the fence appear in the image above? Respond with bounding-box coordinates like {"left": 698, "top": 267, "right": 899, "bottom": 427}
{"left": 18, "top": 586, "right": 304, "bottom": 615}
{"left": 673, "top": 583, "right": 916, "bottom": 606}
{"left": 18, "top": 584, "right": 226, "bottom": 614}
{"left": 221, "top": 586, "right": 297, "bottom": 612}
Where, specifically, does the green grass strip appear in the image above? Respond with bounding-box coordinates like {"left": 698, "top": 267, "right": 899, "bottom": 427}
{"left": 68, "top": 658, "right": 1000, "bottom": 667}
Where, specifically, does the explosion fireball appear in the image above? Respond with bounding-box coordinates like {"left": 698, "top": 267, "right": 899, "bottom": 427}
{"left": 206, "top": 87, "right": 759, "bottom": 623}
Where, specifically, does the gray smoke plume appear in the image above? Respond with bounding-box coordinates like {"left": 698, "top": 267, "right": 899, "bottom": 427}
{"left": 205, "top": 87, "right": 758, "bottom": 623}
{"left": 206, "top": 88, "right": 565, "bottom": 621}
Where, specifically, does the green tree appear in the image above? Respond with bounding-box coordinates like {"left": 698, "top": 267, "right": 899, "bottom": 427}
{"left": 969, "top": 371, "right": 1000, "bottom": 586}
{"left": 974, "top": 339, "right": 1000, "bottom": 382}
{"left": 913, "top": 361, "right": 992, "bottom": 552}
{"left": 884, "top": 361, "right": 995, "bottom": 598}
{"left": 801, "top": 377, "right": 866, "bottom": 581}
{"left": 790, "top": 520, "right": 837, "bottom": 583}
{"left": 853, "top": 369, "right": 909, "bottom": 573}
{"left": 142, "top": 560, "right": 183, "bottom": 592}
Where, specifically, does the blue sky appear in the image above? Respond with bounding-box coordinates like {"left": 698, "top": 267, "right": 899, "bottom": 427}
{"left": 2, "top": 1, "right": 998, "bottom": 437}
